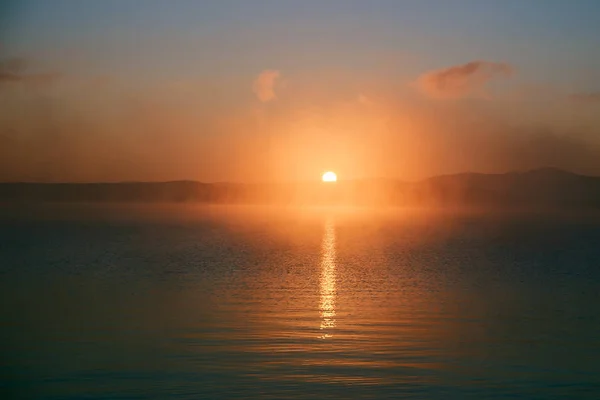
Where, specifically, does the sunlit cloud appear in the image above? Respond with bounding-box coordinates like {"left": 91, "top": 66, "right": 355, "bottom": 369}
{"left": 357, "top": 94, "right": 374, "bottom": 106}
{"left": 415, "top": 60, "right": 513, "bottom": 99}
{"left": 252, "top": 69, "right": 281, "bottom": 102}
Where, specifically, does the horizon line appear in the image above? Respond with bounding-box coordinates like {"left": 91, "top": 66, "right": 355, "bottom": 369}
{"left": 0, "top": 167, "right": 595, "bottom": 185}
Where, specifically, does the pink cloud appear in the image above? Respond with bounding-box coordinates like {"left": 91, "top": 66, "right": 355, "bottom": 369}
{"left": 252, "top": 69, "right": 281, "bottom": 102}
{"left": 415, "top": 61, "right": 513, "bottom": 99}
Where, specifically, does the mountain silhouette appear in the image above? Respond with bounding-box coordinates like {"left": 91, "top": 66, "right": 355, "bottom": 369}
{"left": 2, "top": 168, "right": 600, "bottom": 209}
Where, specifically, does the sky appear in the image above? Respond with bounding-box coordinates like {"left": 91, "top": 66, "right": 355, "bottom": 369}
{"left": 1, "top": 0, "right": 600, "bottom": 182}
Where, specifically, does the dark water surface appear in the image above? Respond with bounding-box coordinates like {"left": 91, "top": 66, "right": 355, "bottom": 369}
{"left": 1, "top": 205, "right": 600, "bottom": 399}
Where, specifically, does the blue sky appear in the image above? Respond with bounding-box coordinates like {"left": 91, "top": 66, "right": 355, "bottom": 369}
{"left": 3, "top": 0, "right": 600, "bottom": 89}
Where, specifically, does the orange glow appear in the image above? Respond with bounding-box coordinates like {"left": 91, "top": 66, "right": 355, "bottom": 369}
{"left": 320, "top": 216, "right": 336, "bottom": 338}
{"left": 322, "top": 171, "right": 337, "bottom": 182}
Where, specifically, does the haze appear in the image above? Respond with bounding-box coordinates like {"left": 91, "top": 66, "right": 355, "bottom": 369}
{"left": 1, "top": 0, "right": 600, "bottom": 183}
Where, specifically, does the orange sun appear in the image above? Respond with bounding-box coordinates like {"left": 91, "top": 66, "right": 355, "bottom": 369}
{"left": 322, "top": 171, "right": 337, "bottom": 182}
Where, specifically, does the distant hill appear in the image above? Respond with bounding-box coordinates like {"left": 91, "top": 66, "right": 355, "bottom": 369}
{"left": 2, "top": 168, "right": 600, "bottom": 209}
{"left": 410, "top": 168, "right": 600, "bottom": 208}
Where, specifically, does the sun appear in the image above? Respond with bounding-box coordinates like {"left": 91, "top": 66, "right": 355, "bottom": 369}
{"left": 322, "top": 171, "right": 337, "bottom": 182}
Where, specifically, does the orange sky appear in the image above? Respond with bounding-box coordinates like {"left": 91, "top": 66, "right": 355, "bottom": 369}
{"left": 1, "top": 61, "right": 599, "bottom": 183}
{"left": 2, "top": 62, "right": 599, "bottom": 183}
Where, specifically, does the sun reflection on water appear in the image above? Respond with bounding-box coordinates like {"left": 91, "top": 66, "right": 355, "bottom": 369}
{"left": 319, "top": 216, "right": 336, "bottom": 338}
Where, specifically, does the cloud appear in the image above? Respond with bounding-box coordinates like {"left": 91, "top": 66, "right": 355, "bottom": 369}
{"left": 252, "top": 69, "right": 280, "bottom": 102}
{"left": 415, "top": 60, "right": 513, "bottom": 99}
{"left": 0, "top": 71, "right": 61, "bottom": 85}
{"left": 0, "top": 57, "right": 28, "bottom": 73}
{"left": 357, "top": 94, "right": 375, "bottom": 106}
{"left": 0, "top": 57, "right": 61, "bottom": 86}
{"left": 569, "top": 92, "right": 600, "bottom": 105}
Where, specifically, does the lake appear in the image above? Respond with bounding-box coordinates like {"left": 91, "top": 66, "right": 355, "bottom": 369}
{"left": 1, "top": 204, "right": 599, "bottom": 399}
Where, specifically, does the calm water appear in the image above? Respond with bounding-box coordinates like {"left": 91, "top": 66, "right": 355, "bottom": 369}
{"left": 1, "top": 205, "right": 600, "bottom": 399}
